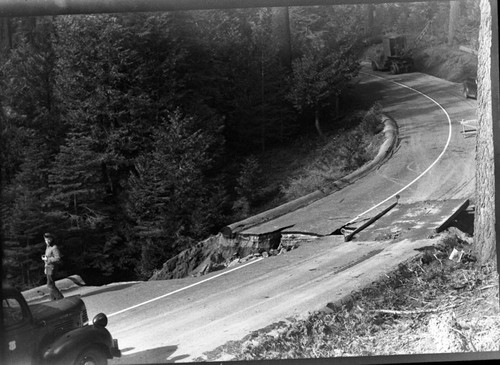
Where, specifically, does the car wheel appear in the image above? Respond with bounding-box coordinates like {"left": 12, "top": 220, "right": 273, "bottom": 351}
{"left": 463, "top": 88, "right": 469, "bottom": 99}
{"left": 74, "top": 347, "right": 107, "bottom": 365}
{"left": 390, "top": 63, "right": 399, "bottom": 74}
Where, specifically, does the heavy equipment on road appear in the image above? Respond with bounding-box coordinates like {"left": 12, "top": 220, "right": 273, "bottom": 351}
{"left": 370, "top": 17, "right": 434, "bottom": 74}
{"left": 370, "top": 34, "right": 414, "bottom": 74}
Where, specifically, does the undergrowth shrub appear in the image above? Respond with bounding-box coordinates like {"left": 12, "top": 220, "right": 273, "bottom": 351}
{"left": 281, "top": 104, "right": 383, "bottom": 200}
{"left": 235, "top": 156, "right": 262, "bottom": 201}
{"left": 359, "top": 102, "right": 384, "bottom": 135}
{"left": 337, "top": 130, "right": 372, "bottom": 169}
{"left": 232, "top": 155, "right": 263, "bottom": 219}
{"left": 281, "top": 173, "right": 330, "bottom": 200}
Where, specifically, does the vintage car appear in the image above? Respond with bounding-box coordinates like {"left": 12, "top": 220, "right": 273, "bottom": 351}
{"left": 2, "top": 284, "right": 121, "bottom": 365}
{"left": 462, "top": 77, "right": 477, "bottom": 99}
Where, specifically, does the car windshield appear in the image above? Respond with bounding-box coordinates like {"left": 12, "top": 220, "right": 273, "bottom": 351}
{"left": 3, "top": 297, "right": 24, "bottom": 326}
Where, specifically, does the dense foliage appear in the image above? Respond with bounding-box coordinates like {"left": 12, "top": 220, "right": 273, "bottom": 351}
{"left": 0, "top": 2, "right": 479, "bottom": 288}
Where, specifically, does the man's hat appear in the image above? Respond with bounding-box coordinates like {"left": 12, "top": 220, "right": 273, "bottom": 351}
{"left": 44, "top": 232, "right": 54, "bottom": 239}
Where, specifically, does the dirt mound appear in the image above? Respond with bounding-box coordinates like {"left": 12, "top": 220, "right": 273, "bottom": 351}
{"left": 149, "top": 234, "right": 238, "bottom": 280}
{"left": 149, "top": 232, "right": 286, "bottom": 280}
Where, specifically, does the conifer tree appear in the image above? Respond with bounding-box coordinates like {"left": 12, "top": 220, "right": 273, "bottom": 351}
{"left": 0, "top": 17, "right": 63, "bottom": 287}
{"left": 45, "top": 129, "right": 113, "bottom": 278}
{"left": 287, "top": 46, "right": 361, "bottom": 137}
{"left": 127, "top": 110, "right": 226, "bottom": 278}
{"left": 2, "top": 136, "right": 53, "bottom": 288}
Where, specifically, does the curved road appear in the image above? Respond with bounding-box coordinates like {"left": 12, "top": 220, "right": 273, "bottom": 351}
{"left": 66, "top": 69, "right": 476, "bottom": 363}
{"left": 241, "top": 69, "right": 476, "bottom": 236}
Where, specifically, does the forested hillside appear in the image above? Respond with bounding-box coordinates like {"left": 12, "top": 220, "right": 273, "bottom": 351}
{"left": 0, "top": 1, "right": 479, "bottom": 288}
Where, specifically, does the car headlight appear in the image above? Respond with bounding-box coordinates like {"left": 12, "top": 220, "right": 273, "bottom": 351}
{"left": 92, "top": 313, "right": 108, "bottom": 328}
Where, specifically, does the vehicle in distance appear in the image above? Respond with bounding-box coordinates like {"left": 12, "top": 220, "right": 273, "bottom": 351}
{"left": 462, "top": 77, "right": 477, "bottom": 99}
{"left": 370, "top": 35, "right": 414, "bottom": 74}
{"left": 2, "top": 283, "right": 121, "bottom": 365}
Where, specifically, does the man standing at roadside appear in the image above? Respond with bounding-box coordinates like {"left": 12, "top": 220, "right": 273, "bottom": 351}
{"left": 42, "top": 232, "right": 64, "bottom": 300}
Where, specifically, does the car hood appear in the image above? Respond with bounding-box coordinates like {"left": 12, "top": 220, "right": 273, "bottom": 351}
{"left": 29, "top": 295, "right": 86, "bottom": 322}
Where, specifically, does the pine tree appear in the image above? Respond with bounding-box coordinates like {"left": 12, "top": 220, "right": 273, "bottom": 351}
{"left": 47, "top": 132, "right": 107, "bottom": 226}
{"left": 0, "top": 17, "right": 64, "bottom": 288}
{"left": 2, "top": 136, "right": 53, "bottom": 288}
{"left": 190, "top": 9, "right": 297, "bottom": 152}
{"left": 127, "top": 110, "right": 226, "bottom": 278}
{"left": 45, "top": 129, "right": 113, "bottom": 279}
{"left": 287, "top": 46, "right": 361, "bottom": 137}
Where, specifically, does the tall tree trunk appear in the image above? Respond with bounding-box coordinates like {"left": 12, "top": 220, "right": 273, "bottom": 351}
{"left": 366, "top": 4, "right": 374, "bottom": 35}
{"left": 474, "top": 0, "right": 499, "bottom": 266}
{"left": 0, "top": 17, "right": 12, "bottom": 52}
{"left": 314, "top": 109, "right": 323, "bottom": 137}
{"left": 448, "top": 1, "right": 461, "bottom": 46}
{"left": 335, "top": 95, "right": 340, "bottom": 119}
{"left": 272, "top": 7, "right": 292, "bottom": 71}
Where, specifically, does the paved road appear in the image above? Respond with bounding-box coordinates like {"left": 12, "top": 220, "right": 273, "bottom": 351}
{"left": 241, "top": 69, "right": 476, "bottom": 236}
{"left": 66, "top": 69, "right": 476, "bottom": 363}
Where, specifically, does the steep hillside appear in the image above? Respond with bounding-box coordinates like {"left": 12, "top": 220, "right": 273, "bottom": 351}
{"left": 150, "top": 43, "right": 478, "bottom": 282}
{"left": 413, "top": 45, "right": 478, "bottom": 82}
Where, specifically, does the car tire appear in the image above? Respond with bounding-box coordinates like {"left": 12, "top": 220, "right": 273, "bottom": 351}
{"left": 464, "top": 88, "right": 469, "bottom": 99}
{"left": 74, "top": 347, "right": 107, "bottom": 365}
{"left": 390, "top": 63, "right": 399, "bottom": 74}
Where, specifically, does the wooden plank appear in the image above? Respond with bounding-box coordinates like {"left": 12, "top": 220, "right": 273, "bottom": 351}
{"left": 344, "top": 200, "right": 398, "bottom": 242}
{"left": 434, "top": 199, "right": 470, "bottom": 233}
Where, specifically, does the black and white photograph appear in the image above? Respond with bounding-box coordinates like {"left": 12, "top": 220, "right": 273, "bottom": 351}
{"left": 1, "top": 1, "right": 499, "bottom": 364}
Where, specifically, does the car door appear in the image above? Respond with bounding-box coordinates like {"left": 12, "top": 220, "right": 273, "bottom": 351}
{"left": 3, "top": 296, "right": 37, "bottom": 365}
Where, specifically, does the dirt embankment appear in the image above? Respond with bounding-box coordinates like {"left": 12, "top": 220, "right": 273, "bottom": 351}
{"left": 413, "top": 45, "right": 478, "bottom": 82}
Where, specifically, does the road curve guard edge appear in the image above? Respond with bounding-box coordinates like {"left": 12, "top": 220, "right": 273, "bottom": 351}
{"left": 221, "top": 114, "right": 399, "bottom": 238}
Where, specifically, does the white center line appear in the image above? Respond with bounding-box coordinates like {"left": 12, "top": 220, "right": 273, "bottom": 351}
{"left": 108, "top": 257, "right": 264, "bottom": 317}
{"left": 348, "top": 72, "right": 453, "bottom": 224}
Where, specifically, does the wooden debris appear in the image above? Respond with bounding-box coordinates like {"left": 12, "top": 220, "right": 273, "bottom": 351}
{"left": 369, "top": 304, "right": 458, "bottom": 315}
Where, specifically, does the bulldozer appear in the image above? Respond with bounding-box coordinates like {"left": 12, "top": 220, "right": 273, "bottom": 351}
{"left": 370, "top": 17, "right": 434, "bottom": 75}
{"left": 370, "top": 34, "right": 414, "bottom": 74}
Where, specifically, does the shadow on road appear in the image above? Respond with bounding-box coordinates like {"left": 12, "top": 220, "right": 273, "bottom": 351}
{"left": 111, "top": 345, "right": 189, "bottom": 364}
{"left": 81, "top": 283, "right": 137, "bottom": 298}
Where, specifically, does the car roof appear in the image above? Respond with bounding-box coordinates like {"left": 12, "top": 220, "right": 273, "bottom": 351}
{"left": 2, "top": 282, "right": 20, "bottom": 295}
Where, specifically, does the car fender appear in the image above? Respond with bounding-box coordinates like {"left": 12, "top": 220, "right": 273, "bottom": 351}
{"left": 41, "top": 325, "right": 114, "bottom": 364}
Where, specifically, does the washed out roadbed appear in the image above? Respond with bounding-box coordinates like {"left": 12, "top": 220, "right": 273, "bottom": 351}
{"left": 199, "top": 228, "right": 499, "bottom": 361}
